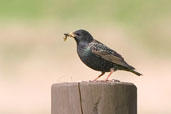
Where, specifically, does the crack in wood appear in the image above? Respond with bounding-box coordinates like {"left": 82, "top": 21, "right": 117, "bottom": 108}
{"left": 78, "top": 82, "right": 84, "bottom": 114}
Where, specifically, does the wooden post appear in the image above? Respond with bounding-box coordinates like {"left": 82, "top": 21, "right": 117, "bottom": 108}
{"left": 51, "top": 81, "right": 137, "bottom": 114}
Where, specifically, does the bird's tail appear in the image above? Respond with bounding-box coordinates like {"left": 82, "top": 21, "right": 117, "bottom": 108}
{"left": 131, "top": 70, "right": 142, "bottom": 76}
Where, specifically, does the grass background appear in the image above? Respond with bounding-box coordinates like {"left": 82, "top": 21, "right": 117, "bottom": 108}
{"left": 0, "top": 0, "right": 171, "bottom": 114}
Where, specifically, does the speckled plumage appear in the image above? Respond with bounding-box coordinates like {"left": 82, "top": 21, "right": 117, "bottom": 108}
{"left": 65, "top": 29, "right": 142, "bottom": 80}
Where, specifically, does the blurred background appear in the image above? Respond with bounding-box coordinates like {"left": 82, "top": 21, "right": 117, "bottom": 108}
{"left": 0, "top": 0, "right": 171, "bottom": 114}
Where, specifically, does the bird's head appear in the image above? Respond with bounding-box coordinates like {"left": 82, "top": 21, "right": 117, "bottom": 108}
{"left": 64, "top": 29, "right": 94, "bottom": 44}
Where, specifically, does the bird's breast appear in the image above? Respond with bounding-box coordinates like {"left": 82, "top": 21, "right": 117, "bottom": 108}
{"left": 77, "top": 44, "right": 90, "bottom": 59}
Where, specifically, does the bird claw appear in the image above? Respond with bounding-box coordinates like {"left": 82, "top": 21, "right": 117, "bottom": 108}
{"left": 110, "top": 79, "right": 120, "bottom": 82}
{"left": 89, "top": 79, "right": 120, "bottom": 82}
{"left": 104, "top": 79, "right": 120, "bottom": 82}
{"left": 89, "top": 80, "right": 105, "bottom": 82}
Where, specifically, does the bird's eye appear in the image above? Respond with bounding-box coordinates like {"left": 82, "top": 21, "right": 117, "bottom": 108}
{"left": 75, "top": 33, "right": 80, "bottom": 36}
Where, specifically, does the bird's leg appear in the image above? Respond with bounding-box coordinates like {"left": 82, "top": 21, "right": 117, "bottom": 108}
{"left": 105, "top": 68, "right": 115, "bottom": 81}
{"left": 91, "top": 72, "right": 105, "bottom": 82}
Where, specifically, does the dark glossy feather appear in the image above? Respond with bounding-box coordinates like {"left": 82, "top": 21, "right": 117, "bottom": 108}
{"left": 90, "top": 40, "right": 135, "bottom": 70}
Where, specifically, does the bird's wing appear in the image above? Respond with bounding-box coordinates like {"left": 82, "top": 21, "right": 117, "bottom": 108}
{"left": 91, "top": 40, "right": 131, "bottom": 68}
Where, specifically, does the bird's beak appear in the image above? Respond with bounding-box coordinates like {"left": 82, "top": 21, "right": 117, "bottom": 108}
{"left": 66, "top": 32, "right": 76, "bottom": 38}
{"left": 64, "top": 32, "right": 76, "bottom": 41}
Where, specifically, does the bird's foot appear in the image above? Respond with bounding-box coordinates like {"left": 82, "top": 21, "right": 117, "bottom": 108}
{"left": 109, "top": 79, "right": 120, "bottom": 82}
{"left": 89, "top": 79, "right": 120, "bottom": 82}
{"left": 89, "top": 80, "right": 98, "bottom": 82}
{"left": 89, "top": 80, "right": 106, "bottom": 82}
{"left": 103, "top": 79, "right": 120, "bottom": 82}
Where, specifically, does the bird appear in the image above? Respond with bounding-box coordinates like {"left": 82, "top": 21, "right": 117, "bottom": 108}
{"left": 64, "top": 29, "right": 142, "bottom": 81}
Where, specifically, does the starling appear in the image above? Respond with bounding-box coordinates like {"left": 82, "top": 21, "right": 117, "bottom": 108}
{"left": 64, "top": 29, "right": 142, "bottom": 81}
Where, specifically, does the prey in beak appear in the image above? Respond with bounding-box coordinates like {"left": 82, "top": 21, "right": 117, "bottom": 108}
{"left": 64, "top": 32, "right": 76, "bottom": 41}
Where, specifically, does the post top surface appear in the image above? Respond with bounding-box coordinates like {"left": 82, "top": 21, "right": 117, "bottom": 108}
{"left": 52, "top": 81, "right": 136, "bottom": 88}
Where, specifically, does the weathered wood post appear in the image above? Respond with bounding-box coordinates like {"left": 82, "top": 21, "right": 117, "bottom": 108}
{"left": 51, "top": 81, "right": 137, "bottom": 114}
